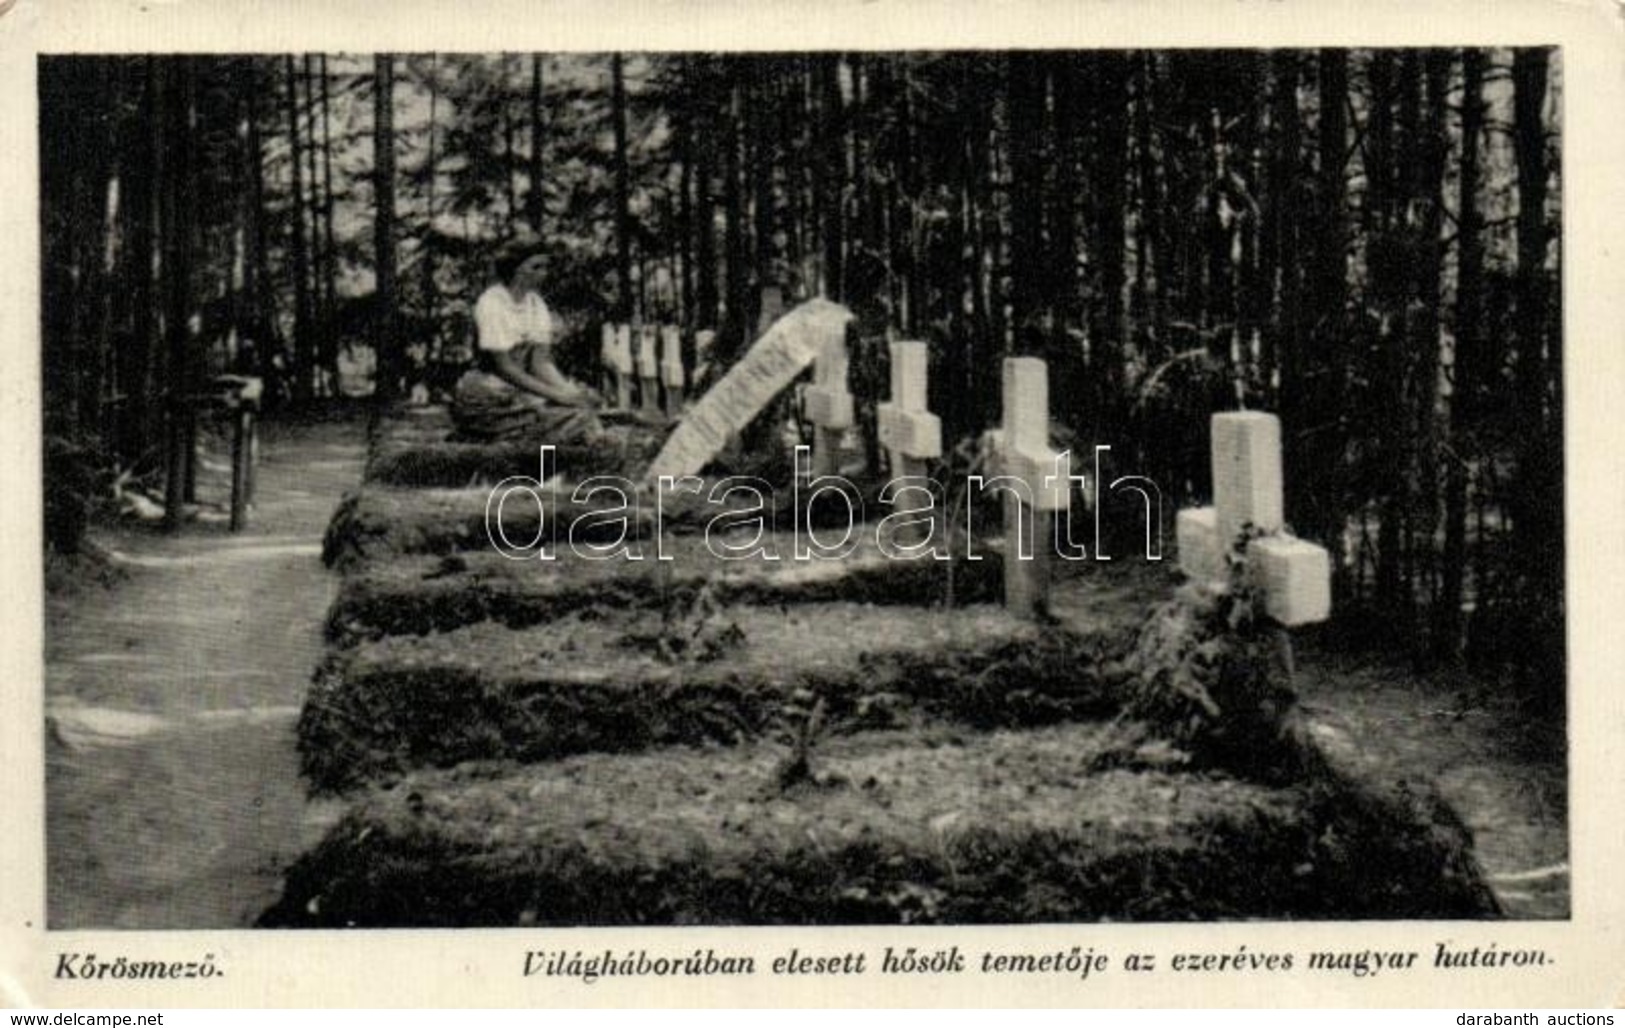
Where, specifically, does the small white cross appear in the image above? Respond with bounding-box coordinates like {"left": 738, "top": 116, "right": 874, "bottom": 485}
{"left": 801, "top": 330, "right": 854, "bottom": 477}
{"left": 1177, "top": 411, "right": 1331, "bottom": 627}
{"left": 986, "top": 357, "right": 1069, "bottom": 618}
{"left": 877, "top": 340, "right": 943, "bottom": 546}
{"left": 660, "top": 325, "right": 686, "bottom": 417}
{"left": 637, "top": 325, "right": 661, "bottom": 414}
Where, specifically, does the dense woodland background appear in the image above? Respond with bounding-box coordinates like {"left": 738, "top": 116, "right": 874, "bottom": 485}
{"left": 39, "top": 49, "right": 1564, "bottom": 708}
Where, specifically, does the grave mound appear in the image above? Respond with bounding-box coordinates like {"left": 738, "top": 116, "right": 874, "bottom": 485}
{"left": 321, "top": 535, "right": 1038, "bottom": 645}
{"left": 321, "top": 477, "right": 908, "bottom": 572}
{"left": 298, "top": 599, "right": 1136, "bottom": 794}
{"left": 262, "top": 723, "right": 1498, "bottom": 927}
{"left": 364, "top": 406, "right": 670, "bottom": 487}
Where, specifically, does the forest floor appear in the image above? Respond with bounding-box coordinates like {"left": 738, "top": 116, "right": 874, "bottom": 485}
{"left": 41, "top": 409, "right": 1568, "bottom": 927}
{"left": 1296, "top": 648, "right": 1569, "bottom": 918}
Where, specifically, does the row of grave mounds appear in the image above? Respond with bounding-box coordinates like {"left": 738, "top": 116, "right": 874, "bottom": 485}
{"left": 300, "top": 591, "right": 1145, "bottom": 794}
{"left": 267, "top": 398, "right": 1501, "bottom": 925}
{"left": 324, "top": 533, "right": 1013, "bottom": 646}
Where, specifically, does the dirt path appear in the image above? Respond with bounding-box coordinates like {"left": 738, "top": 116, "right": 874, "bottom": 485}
{"left": 45, "top": 416, "right": 364, "bottom": 929}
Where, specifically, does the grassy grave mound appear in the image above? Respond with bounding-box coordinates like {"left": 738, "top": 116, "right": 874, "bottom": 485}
{"left": 262, "top": 723, "right": 1498, "bottom": 927}
{"left": 321, "top": 479, "right": 908, "bottom": 572}
{"left": 322, "top": 535, "right": 1028, "bottom": 645}
{"left": 298, "top": 600, "right": 1137, "bottom": 794}
{"left": 362, "top": 403, "right": 793, "bottom": 487}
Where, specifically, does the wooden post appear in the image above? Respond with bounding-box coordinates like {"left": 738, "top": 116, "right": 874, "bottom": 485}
{"left": 611, "top": 324, "right": 635, "bottom": 410}
{"left": 230, "top": 405, "right": 252, "bottom": 532}
{"left": 181, "top": 408, "right": 199, "bottom": 504}
{"left": 802, "top": 329, "right": 854, "bottom": 477}
{"left": 599, "top": 322, "right": 617, "bottom": 402}
{"left": 1176, "top": 411, "right": 1331, "bottom": 627}
{"left": 636, "top": 323, "right": 661, "bottom": 415}
{"left": 660, "top": 324, "right": 686, "bottom": 417}
{"left": 988, "top": 357, "right": 1068, "bottom": 618}
{"left": 876, "top": 339, "right": 942, "bottom": 544}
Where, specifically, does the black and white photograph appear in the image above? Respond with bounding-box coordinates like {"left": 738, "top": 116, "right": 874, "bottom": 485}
{"left": 36, "top": 44, "right": 1570, "bottom": 931}
{"left": 10, "top": 0, "right": 1623, "bottom": 1006}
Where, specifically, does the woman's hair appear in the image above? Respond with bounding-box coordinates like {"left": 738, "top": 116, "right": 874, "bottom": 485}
{"left": 494, "top": 244, "right": 545, "bottom": 286}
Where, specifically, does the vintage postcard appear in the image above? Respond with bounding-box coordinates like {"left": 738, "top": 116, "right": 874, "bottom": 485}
{"left": 2, "top": 0, "right": 1622, "bottom": 1009}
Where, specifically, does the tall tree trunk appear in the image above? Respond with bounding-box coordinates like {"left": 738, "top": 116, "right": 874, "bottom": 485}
{"left": 1411, "top": 50, "right": 1450, "bottom": 660}
{"left": 320, "top": 54, "right": 339, "bottom": 384}
{"left": 162, "top": 58, "right": 198, "bottom": 529}
{"left": 722, "top": 76, "right": 748, "bottom": 360}
{"left": 528, "top": 54, "right": 546, "bottom": 235}
{"left": 235, "top": 64, "right": 262, "bottom": 377}
{"left": 750, "top": 70, "right": 776, "bottom": 334}
{"left": 1509, "top": 47, "right": 1561, "bottom": 706}
{"left": 1289, "top": 48, "right": 1349, "bottom": 587}
{"left": 123, "top": 56, "right": 162, "bottom": 461}
{"left": 1006, "top": 52, "right": 1047, "bottom": 339}
{"left": 611, "top": 53, "right": 634, "bottom": 322}
{"left": 1092, "top": 53, "right": 1130, "bottom": 446}
{"left": 692, "top": 61, "right": 719, "bottom": 331}
{"left": 1439, "top": 48, "right": 1486, "bottom": 663}
{"left": 284, "top": 55, "right": 314, "bottom": 402}
{"left": 421, "top": 55, "right": 439, "bottom": 334}
{"left": 816, "top": 54, "right": 845, "bottom": 299}
{"left": 1264, "top": 52, "right": 1301, "bottom": 414}
{"left": 246, "top": 75, "right": 279, "bottom": 397}
{"left": 1367, "top": 50, "right": 1409, "bottom": 621}
{"left": 1132, "top": 52, "right": 1166, "bottom": 356}
{"left": 374, "top": 54, "right": 399, "bottom": 402}
{"left": 678, "top": 70, "right": 696, "bottom": 327}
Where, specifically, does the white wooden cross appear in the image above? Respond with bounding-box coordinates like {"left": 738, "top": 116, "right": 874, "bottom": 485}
{"left": 636, "top": 324, "right": 661, "bottom": 415}
{"left": 801, "top": 328, "right": 854, "bottom": 477}
{"left": 660, "top": 324, "right": 686, "bottom": 417}
{"left": 1175, "top": 411, "right": 1331, "bottom": 627}
{"left": 605, "top": 323, "right": 634, "bottom": 409}
{"left": 877, "top": 340, "right": 942, "bottom": 545}
{"left": 986, "top": 357, "right": 1069, "bottom": 618}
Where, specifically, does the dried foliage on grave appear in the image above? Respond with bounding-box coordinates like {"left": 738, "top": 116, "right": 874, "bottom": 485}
{"left": 1103, "top": 538, "right": 1502, "bottom": 916}
{"left": 365, "top": 433, "right": 661, "bottom": 488}
{"left": 1112, "top": 538, "right": 1304, "bottom": 777}
{"left": 295, "top": 604, "right": 1128, "bottom": 794}
{"left": 261, "top": 723, "right": 1499, "bottom": 928}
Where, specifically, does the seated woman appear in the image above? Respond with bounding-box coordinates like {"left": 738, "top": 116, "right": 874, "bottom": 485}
{"left": 450, "top": 245, "right": 605, "bottom": 443}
